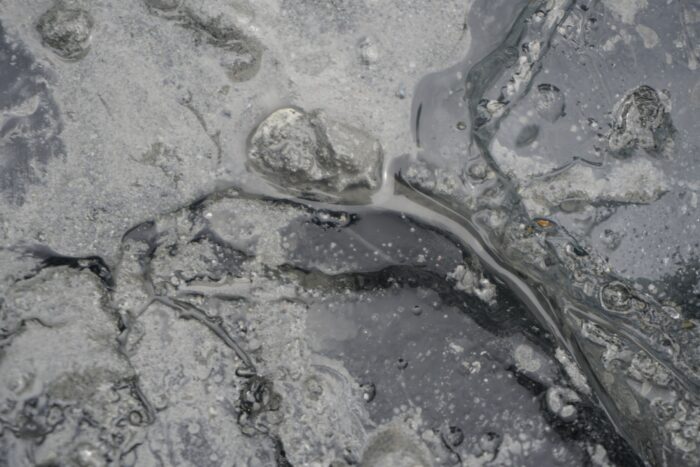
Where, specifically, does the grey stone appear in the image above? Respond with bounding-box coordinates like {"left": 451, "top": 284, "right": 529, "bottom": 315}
{"left": 248, "top": 107, "right": 383, "bottom": 198}
{"left": 36, "top": 1, "right": 93, "bottom": 60}
{"left": 608, "top": 85, "right": 673, "bottom": 157}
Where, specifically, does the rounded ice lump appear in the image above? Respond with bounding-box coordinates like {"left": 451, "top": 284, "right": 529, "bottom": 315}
{"left": 36, "top": 1, "right": 93, "bottom": 60}
{"left": 247, "top": 107, "right": 383, "bottom": 199}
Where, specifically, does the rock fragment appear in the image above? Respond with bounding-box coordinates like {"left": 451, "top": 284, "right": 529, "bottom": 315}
{"left": 36, "top": 1, "right": 94, "bottom": 60}
{"left": 608, "top": 85, "right": 673, "bottom": 156}
{"left": 248, "top": 107, "right": 383, "bottom": 198}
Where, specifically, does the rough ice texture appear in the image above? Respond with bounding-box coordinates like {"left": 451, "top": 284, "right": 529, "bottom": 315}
{"left": 36, "top": 1, "right": 94, "bottom": 60}
{"left": 2, "top": 0, "right": 699, "bottom": 465}
{"left": 248, "top": 107, "right": 383, "bottom": 197}
{"left": 0, "top": 0, "right": 471, "bottom": 261}
{"left": 0, "top": 188, "right": 604, "bottom": 465}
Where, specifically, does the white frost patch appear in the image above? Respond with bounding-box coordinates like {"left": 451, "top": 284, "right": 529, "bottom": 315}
{"left": 602, "top": 0, "right": 649, "bottom": 24}
{"left": 546, "top": 385, "right": 581, "bottom": 421}
{"left": 520, "top": 158, "right": 669, "bottom": 216}
{"left": 448, "top": 265, "right": 497, "bottom": 305}
{"left": 555, "top": 348, "right": 592, "bottom": 395}
{"left": 587, "top": 444, "right": 614, "bottom": 467}
{"left": 491, "top": 138, "right": 558, "bottom": 181}
{"left": 602, "top": 29, "right": 633, "bottom": 52}
{"left": 602, "top": 34, "right": 622, "bottom": 52}
{"left": 514, "top": 344, "right": 542, "bottom": 373}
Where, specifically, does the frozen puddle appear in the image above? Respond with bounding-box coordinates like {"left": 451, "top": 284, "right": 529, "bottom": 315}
{"left": 1, "top": 0, "right": 699, "bottom": 466}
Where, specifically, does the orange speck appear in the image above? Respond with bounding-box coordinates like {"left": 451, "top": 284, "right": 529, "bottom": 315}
{"left": 534, "top": 218, "right": 556, "bottom": 229}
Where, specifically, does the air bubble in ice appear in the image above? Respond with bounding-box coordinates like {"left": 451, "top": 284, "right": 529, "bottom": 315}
{"left": 441, "top": 425, "right": 464, "bottom": 448}
{"left": 359, "top": 37, "right": 380, "bottom": 66}
{"left": 304, "top": 375, "right": 324, "bottom": 400}
{"left": 74, "top": 442, "right": 106, "bottom": 467}
{"left": 546, "top": 386, "right": 580, "bottom": 421}
{"left": 536, "top": 84, "right": 565, "bottom": 122}
{"left": 600, "top": 229, "right": 622, "bottom": 251}
{"left": 467, "top": 162, "right": 489, "bottom": 180}
{"left": 515, "top": 124, "right": 540, "bottom": 147}
{"left": 600, "top": 281, "right": 632, "bottom": 313}
{"left": 360, "top": 382, "right": 376, "bottom": 402}
{"left": 239, "top": 375, "right": 281, "bottom": 416}
{"left": 479, "top": 431, "right": 502, "bottom": 454}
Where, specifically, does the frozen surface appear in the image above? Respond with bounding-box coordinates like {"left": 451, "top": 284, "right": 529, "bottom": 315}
{"left": 1, "top": 0, "right": 698, "bottom": 466}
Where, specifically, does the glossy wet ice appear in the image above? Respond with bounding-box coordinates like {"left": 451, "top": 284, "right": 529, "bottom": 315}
{"left": 1, "top": 1, "right": 698, "bottom": 466}
{"left": 408, "top": 0, "right": 700, "bottom": 464}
